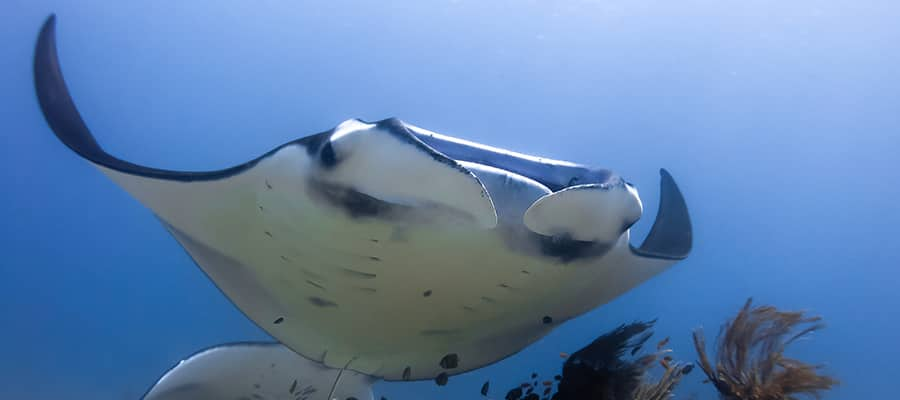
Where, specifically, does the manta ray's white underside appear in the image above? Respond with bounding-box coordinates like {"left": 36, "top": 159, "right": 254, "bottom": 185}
{"left": 143, "top": 342, "right": 375, "bottom": 400}
{"left": 33, "top": 15, "right": 693, "bottom": 381}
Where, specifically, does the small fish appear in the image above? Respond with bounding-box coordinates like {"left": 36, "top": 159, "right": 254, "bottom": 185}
{"left": 481, "top": 381, "right": 490, "bottom": 396}
{"left": 559, "top": 352, "right": 569, "bottom": 359}
{"left": 435, "top": 372, "right": 449, "bottom": 386}
{"left": 656, "top": 337, "right": 670, "bottom": 350}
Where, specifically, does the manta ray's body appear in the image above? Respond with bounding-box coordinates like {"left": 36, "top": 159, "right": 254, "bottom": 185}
{"left": 34, "top": 16, "right": 692, "bottom": 381}
{"left": 143, "top": 343, "right": 375, "bottom": 400}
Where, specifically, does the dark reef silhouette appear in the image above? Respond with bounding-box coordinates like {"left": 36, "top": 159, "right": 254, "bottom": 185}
{"left": 498, "top": 298, "right": 837, "bottom": 400}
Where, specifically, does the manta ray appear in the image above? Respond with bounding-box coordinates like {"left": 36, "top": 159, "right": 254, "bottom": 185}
{"left": 34, "top": 16, "right": 692, "bottom": 382}
{"left": 142, "top": 342, "right": 375, "bottom": 400}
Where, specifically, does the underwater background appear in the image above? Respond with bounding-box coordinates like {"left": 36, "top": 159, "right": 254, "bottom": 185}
{"left": 2, "top": 0, "right": 898, "bottom": 399}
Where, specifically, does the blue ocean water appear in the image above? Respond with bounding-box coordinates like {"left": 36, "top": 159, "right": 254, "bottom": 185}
{"left": 2, "top": 1, "right": 898, "bottom": 398}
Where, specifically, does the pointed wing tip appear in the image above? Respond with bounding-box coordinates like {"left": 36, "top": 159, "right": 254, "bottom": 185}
{"left": 632, "top": 168, "right": 693, "bottom": 259}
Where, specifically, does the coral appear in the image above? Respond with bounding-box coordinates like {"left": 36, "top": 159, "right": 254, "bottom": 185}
{"left": 502, "top": 320, "right": 692, "bottom": 400}
{"left": 692, "top": 298, "right": 838, "bottom": 400}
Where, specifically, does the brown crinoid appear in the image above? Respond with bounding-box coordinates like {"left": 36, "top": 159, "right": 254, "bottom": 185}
{"left": 692, "top": 298, "right": 838, "bottom": 400}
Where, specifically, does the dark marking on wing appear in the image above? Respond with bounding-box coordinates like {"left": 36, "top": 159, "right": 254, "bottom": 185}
{"left": 439, "top": 353, "right": 459, "bottom": 369}
{"left": 421, "top": 329, "right": 461, "bottom": 336}
{"left": 340, "top": 268, "right": 376, "bottom": 279}
{"left": 535, "top": 233, "right": 613, "bottom": 263}
{"left": 497, "top": 283, "right": 512, "bottom": 289}
{"left": 308, "top": 297, "right": 338, "bottom": 307}
{"left": 273, "top": 317, "right": 284, "bottom": 324}
{"left": 264, "top": 231, "right": 273, "bottom": 238}
{"left": 368, "top": 256, "right": 381, "bottom": 262}
{"left": 306, "top": 280, "right": 325, "bottom": 290}
{"left": 319, "top": 141, "right": 337, "bottom": 168}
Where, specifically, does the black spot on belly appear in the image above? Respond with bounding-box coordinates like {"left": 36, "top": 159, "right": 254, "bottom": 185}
{"left": 273, "top": 317, "right": 284, "bottom": 324}
{"left": 435, "top": 372, "right": 449, "bottom": 386}
{"left": 308, "top": 297, "right": 338, "bottom": 307}
{"left": 402, "top": 366, "right": 411, "bottom": 380}
{"left": 542, "top": 316, "right": 553, "bottom": 324}
{"left": 423, "top": 290, "right": 432, "bottom": 297}
{"left": 439, "top": 353, "right": 459, "bottom": 369}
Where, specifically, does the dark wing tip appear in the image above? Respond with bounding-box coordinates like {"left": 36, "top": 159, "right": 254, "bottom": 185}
{"left": 34, "top": 13, "right": 108, "bottom": 162}
{"left": 631, "top": 168, "right": 693, "bottom": 260}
